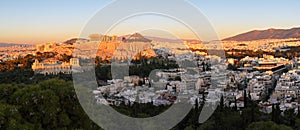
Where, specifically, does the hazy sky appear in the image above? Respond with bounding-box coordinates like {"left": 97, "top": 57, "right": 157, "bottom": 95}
{"left": 1, "top": 0, "right": 300, "bottom": 44}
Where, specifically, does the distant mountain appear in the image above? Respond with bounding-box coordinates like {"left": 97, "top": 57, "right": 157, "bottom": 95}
{"left": 0, "top": 43, "right": 30, "bottom": 47}
{"left": 124, "top": 33, "right": 152, "bottom": 42}
{"left": 119, "top": 33, "right": 199, "bottom": 43}
{"left": 63, "top": 38, "right": 89, "bottom": 45}
{"left": 223, "top": 27, "right": 300, "bottom": 41}
{"left": 145, "top": 36, "right": 183, "bottom": 43}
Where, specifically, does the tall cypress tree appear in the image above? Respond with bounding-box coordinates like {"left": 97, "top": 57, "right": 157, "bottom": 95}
{"left": 220, "top": 94, "right": 224, "bottom": 111}
{"left": 251, "top": 101, "right": 254, "bottom": 122}
{"left": 193, "top": 98, "right": 199, "bottom": 129}
{"left": 234, "top": 97, "right": 238, "bottom": 111}
{"left": 248, "top": 91, "right": 252, "bottom": 100}
{"left": 195, "top": 98, "right": 199, "bottom": 111}
{"left": 201, "top": 92, "right": 205, "bottom": 106}
{"left": 271, "top": 104, "right": 275, "bottom": 122}
{"left": 275, "top": 103, "right": 281, "bottom": 123}
{"left": 298, "top": 106, "right": 300, "bottom": 118}
{"left": 244, "top": 90, "right": 247, "bottom": 108}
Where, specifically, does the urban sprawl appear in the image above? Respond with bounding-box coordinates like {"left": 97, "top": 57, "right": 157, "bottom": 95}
{"left": 2, "top": 33, "right": 300, "bottom": 115}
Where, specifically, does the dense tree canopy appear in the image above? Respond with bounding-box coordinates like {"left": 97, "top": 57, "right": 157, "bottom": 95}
{"left": 0, "top": 79, "right": 101, "bottom": 130}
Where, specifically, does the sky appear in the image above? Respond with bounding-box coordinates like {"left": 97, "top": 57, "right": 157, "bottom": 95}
{"left": 1, "top": 0, "right": 300, "bottom": 44}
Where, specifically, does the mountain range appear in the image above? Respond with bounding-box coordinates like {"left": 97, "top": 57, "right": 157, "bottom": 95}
{"left": 123, "top": 27, "right": 300, "bottom": 43}
{"left": 0, "top": 43, "right": 31, "bottom": 47}
{"left": 223, "top": 27, "right": 300, "bottom": 41}
{"left": 119, "top": 33, "right": 200, "bottom": 43}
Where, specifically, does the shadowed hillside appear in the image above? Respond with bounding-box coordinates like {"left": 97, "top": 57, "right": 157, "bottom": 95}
{"left": 224, "top": 27, "right": 300, "bottom": 41}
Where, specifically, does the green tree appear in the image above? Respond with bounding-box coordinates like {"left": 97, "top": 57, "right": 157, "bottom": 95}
{"left": 246, "top": 121, "right": 292, "bottom": 130}
{"left": 220, "top": 94, "right": 224, "bottom": 110}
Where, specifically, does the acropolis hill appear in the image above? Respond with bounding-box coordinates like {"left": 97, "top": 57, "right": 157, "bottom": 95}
{"left": 35, "top": 33, "right": 157, "bottom": 61}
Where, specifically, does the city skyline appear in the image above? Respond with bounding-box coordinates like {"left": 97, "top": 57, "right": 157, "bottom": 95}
{"left": 1, "top": 0, "right": 300, "bottom": 44}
